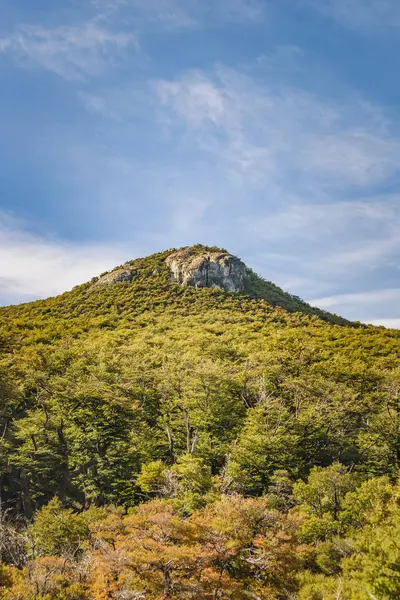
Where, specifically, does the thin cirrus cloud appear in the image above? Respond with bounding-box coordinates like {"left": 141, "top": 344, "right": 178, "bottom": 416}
{"left": 94, "top": 0, "right": 267, "bottom": 29}
{"left": 0, "top": 0, "right": 265, "bottom": 81}
{"left": 242, "top": 200, "right": 400, "bottom": 254}
{"left": 240, "top": 199, "right": 400, "bottom": 300}
{"left": 155, "top": 67, "right": 400, "bottom": 190}
{"left": 0, "top": 21, "right": 137, "bottom": 79}
{"left": 309, "top": 290, "right": 400, "bottom": 329}
{"left": 304, "top": 0, "right": 400, "bottom": 30}
{"left": 311, "top": 288, "right": 400, "bottom": 309}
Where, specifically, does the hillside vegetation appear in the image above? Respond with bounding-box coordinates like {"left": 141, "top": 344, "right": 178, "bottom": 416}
{"left": 0, "top": 245, "right": 399, "bottom": 599}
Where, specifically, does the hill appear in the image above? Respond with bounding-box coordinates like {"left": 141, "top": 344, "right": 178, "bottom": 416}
{"left": 0, "top": 245, "right": 399, "bottom": 599}
{"left": 0, "top": 244, "right": 350, "bottom": 329}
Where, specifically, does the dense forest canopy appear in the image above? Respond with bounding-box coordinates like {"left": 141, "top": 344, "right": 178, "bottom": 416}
{"left": 0, "top": 245, "right": 399, "bottom": 599}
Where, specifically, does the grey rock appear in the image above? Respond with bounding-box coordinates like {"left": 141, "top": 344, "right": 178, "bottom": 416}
{"left": 166, "top": 248, "right": 247, "bottom": 292}
{"left": 92, "top": 268, "right": 136, "bottom": 288}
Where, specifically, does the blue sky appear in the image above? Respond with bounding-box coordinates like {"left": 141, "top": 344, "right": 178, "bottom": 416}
{"left": 1, "top": 0, "right": 400, "bottom": 326}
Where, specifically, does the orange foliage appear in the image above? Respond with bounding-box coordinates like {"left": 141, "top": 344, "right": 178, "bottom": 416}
{"left": 3, "top": 496, "right": 305, "bottom": 599}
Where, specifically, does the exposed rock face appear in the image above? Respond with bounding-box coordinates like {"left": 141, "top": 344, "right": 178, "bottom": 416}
{"left": 93, "top": 268, "right": 136, "bottom": 288}
{"left": 166, "top": 248, "right": 247, "bottom": 292}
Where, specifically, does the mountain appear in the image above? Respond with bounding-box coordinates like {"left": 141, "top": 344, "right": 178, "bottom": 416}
{"left": 1, "top": 245, "right": 400, "bottom": 599}
{"left": 1, "top": 244, "right": 349, "bottom": 327}
{"left": 90, "top": 244, "right": 350, "bottom": 324}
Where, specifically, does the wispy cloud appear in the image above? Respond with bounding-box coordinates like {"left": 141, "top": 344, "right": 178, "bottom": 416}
{"left": 244, "top": 199, "right": 400, "bottom": 264}
{"left": 241, "top": 198, "right": 400, "bottom": 309}
{"left": 94, "top": 0, "right": 267, "bottom": 29}
{"left": 0, "top": 212, "right": 132, "bottom": 305}
{"left": 0, "top": 0, "right": 265, "bottom": 80}
{"left": 155, "top": 68, "right": 400, "bottom": 190}
{"left": 304, "top": 0, "right": 400, "bottom": 31}
{"left": 309, "top": 289, "right": 400, "bottom": 329}
{"left": 0, "top": 21, "right": 137, "bottom": 79}
{"left": 310, "top": 288, "right": 400, "bottom": 309}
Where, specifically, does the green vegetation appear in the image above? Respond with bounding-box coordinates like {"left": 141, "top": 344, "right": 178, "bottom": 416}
{"left": 0, "top": 245, "right": 399, "bottom": 598}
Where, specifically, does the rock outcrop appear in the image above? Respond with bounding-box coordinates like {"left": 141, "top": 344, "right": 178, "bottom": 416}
{"left": 165, "top": 247, "right": 247, "bottom": 292}
{"left": 92, "top": 268, "right": 136, "bottom": 288}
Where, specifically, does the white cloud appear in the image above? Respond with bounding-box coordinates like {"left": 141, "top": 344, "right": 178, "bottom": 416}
{"left": 241, "top": 198, "right": 400, "bottom": 311}
{"left": 307, "top": 287, "right": 400, "bottom": 329}
{"left": 155, "top": 68, "right": 400, "bottom": 190}
{"left": 310, "top": 288, "right": 400, "bottom": 309}
{"left": 0, "top": 21, "right": 137, "bottom": 79}
{"left": 0, "top": 213, "right": 132, "bottom": 305}
{"left": 244, "top": 199, "right": 400, "bottom": 265}
{"left": 304, "top": 0, "right": 400, "bottom": 30}
{"left": 0, "top": 0, "right": 265, "bottom": 81}
{"left": 157, "top": 77, "right": 225, "bottom": 124}
{"left": 79, "top": 92, "right": 118, "bottom": 118}
{"left": 367, "top": 318, "right": 400, "bottom": 329}
{"left": 244, "top": 201, "right": 398, "bottom": 240}
{"left": 303, "top": 132, "right": 400, "bottom": 187}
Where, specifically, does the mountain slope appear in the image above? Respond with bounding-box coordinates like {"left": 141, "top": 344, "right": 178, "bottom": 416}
{"left": 0, "top": 244, "right": 349, "bottom": 331}
{"left": 0, "top": 244, "right": 398, "bottom": 515}
{"left": 1, "top": 244, "right": 400, "bottom": 598}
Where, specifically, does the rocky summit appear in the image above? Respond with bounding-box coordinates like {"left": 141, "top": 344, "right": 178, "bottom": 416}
{"left": 165, "top": 247, "right": 247, "bottom": 292}
{"left": 87, "top": 244, "right": 350, "bottom": 324}
{"left": 93, "top": 246, "right": 247, "bottom": 293}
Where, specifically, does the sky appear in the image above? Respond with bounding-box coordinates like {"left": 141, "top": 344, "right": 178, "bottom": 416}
{"left": 1, "top": 0, "right": 400, "bottom": 326}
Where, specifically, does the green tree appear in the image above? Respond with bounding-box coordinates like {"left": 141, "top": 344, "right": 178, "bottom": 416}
{"left": 28, "top": 497, "right": 89, "bottom": 558}
{"left": 294, "top": 462, "right": 358, "bottom": 522}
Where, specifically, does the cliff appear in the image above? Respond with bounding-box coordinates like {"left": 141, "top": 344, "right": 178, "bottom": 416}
{"left": 165, "top": 247, "right": 247, "bottom": 292}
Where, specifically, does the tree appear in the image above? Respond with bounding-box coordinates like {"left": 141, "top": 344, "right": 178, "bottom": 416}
{"left": 342, "top": 483, "right": 400, "bottom": 599}
{"left": 227, "top": 398, "right": 298, "bottom": 495}
{"left": 294, "top": 463, "right": 358, "bottom": 523}
{"left": 28, "top": 497, "right": 89, "bottom": 558}
{"left": 137, "top": 454, "right": 213, "bottom": 513}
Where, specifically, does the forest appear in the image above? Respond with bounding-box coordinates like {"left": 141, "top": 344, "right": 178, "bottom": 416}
{"left": 0, "top": 246, "right": 399, "bottom": 599}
